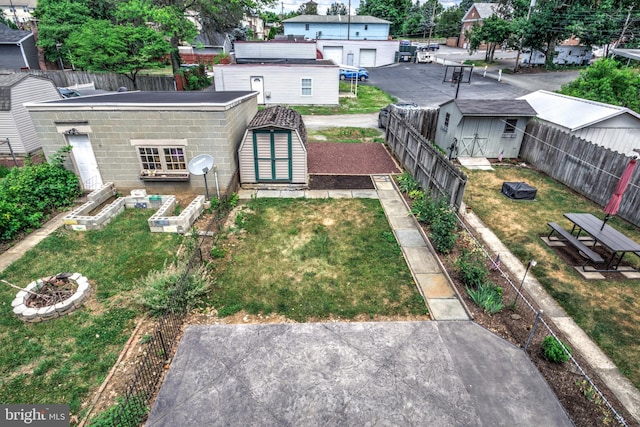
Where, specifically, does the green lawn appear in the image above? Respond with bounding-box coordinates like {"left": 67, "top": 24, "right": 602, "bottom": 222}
{"left": 207, "top": 198, "right": 427, "bottom": 322}
{"left": 0, "top": 210, "right": 182, "bottom": 417}
{"left": 464, "top": 166, "right": 640, "bottom": 389}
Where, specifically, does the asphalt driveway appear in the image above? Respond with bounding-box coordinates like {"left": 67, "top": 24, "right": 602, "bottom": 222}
{"left": 146, "top": 321, "right": 572, "bottom": 426}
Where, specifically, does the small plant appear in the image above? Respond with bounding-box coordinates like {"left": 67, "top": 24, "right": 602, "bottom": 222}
{"left": 575, "top": 379, "right": 603, "bottom": 404}
{"left": 90, "top": 395, "right": 148, "bottom": 427}
{"left": 210, "top": 246, "right": 226, "bottom": 259}
{"left": 541, "top": 335, "right": 572, "bottom": 364}
{"left": 139, "top": 333, "right": 152, "bottom": 345}
{"left": 466, "top": 282, "right": 504, "bottom": 314}
{"left": 0, "top": 164, "right": 11, "bottom": 178}
{"left": 410, "top": 192, "right": 435, "bottom": 222}
{"left": 455, "top": 248, "right": 488, "bottom": 289}
{"left": 430, "top": 201, "right": 458, "bottom": 254}
{"left": 396, "top": 172, "right": 420, "bottom": 194}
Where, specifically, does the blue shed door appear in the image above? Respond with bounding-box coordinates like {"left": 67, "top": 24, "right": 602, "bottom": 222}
{"left": 253, "top": 130, "right": 292, "bottom": 182}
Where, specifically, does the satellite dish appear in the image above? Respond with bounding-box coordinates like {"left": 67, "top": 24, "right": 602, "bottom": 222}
{"left": 188, "top": 154, "right": 214, "bottom": 176}
{"left": 188, "top": 154, "right": 215, "bottom": 201}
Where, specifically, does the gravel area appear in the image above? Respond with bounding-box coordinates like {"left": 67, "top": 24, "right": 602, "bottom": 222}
{"left": 307, "top": 142, "right": 401, "bottom": 175}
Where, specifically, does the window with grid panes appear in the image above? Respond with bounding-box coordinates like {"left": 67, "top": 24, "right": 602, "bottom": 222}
{"left": 301, "top": 78, "right": 312, "bottom": 96}
{"left": 138, "top": 147, "right": 186, "bottom": 172}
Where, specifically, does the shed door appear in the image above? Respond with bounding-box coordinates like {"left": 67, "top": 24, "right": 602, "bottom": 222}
{"left": 359, "top": 49, "right": 376, "bottom": 67}
{"left": 323, "top": 46, "right": 343, "bottom": 65}
{"left": 459, "top": 133, "right": 489, "bottom": 157}
{"left": 253, "top": 130, "right": 292, "bottom": 182}
{"left": 250, "top": 76, "right": 265, "bottom": 104}
{"left": 67, "top": 134, "right": 103, "bottom": 190}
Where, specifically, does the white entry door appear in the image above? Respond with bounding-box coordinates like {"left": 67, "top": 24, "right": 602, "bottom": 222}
{"left": 250, "top": 76, "right": 265, "bottom": 104}
{"left": 68, "top": 134, "right": 103, "bottom": 190}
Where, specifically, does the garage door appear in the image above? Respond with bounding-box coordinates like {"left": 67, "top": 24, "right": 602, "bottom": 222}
{"left": 359, "top": 49, "right": 376, "bottom": 67}
{"left": 323, "top": 46, "right": 343, "bottom": 65}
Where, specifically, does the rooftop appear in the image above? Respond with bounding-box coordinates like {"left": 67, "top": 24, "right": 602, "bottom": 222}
{"left": 517, "top": 90, "right": 640, "bottom": 131}
{"left": 283, "top": 15, "right": 391, "bottom": 24}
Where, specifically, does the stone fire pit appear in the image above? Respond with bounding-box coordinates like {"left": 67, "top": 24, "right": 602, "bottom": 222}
{"left": 12, "top": 273, "right": 91, "bottom": 323}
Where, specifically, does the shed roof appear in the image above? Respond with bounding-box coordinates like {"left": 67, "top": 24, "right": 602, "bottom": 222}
{"left": 0, "top": 73, "right": 30, "bottom": 87}
{"left": 517, "top": 90, "right": 640, "bottom": 131}
{"left": 610, "top": 48, "right": 640, "bottom": 62}
{"left": 248, "top": 105, "right": 307, "bottom": 144}
{"left": 0, "top": 23, "right": 33, "bottom": 44}
{"left": 283, "top": 15, "right": 390, "bottom": 24}
{"left": 442, "top": 99, "right": 536, "bottom": 117}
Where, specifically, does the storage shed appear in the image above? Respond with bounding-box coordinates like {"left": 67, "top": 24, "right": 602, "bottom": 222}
{"left": 238, "top": 106, "right": 308, "bottom": 186}
{"left": 434, "top": 99, "right": 536, "bottom": 159}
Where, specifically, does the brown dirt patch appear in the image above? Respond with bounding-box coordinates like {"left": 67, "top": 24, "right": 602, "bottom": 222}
{"left": 309, "top": 175, "right": 375, "bottom": 190}
{"left": 307, "top": 142, "right": 401, "bottom": 174}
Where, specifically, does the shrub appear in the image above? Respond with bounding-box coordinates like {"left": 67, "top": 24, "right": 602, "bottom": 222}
{"left": 139, "top": 261, "right": 212, "bottom": 316}
{"left": 0, "top": 147, "right": 80, "bottom": 241}
{"left": 541, "top": 335, "right": 572, "bottom": 364}
{"left": 0, "top": 164, "right": 10, "bottom": 178}
{"left": 410, "top": 192, "right": 434, "bottom": 222}
{"left": 90, "top": 396, "right": 148, "bottom": 427}
{"left": 430, "top": 200, "right": 457, "bottom": 254}
{"left": 455, "top": 248, "right": 488, "bottom": 288}
{"left": 466, "top": 282, "right": 504, "bottom": 314}
{"left": 396, "top": 172, "right": 420, "bottom": 194}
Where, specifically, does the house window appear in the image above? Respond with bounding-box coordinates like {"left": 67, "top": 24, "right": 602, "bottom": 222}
{"left": 138, "top": 146, "right": 187, "bottom": 174}
{"left": 503, "top": 119, "right": 518, "bottom": 134}
{"left": 301, "top": 78, "right": 312, "bottom": 96}
{"left": 305, "top": 24, "right": 309, "bottom": 30}
{"left": 364, "top": 24, "right": 368, "bottom": 30}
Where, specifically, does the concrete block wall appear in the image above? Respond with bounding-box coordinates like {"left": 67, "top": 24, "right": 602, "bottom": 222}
{"left": 148, "top": 195, "right": 204, "bottom": 234}
{"left": 63, "top": 184, "right": 204, "bottom": 234}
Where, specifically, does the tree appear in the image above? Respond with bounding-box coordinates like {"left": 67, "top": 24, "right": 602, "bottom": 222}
{"left": 358, "top": 0, "right": 412, "bottom": 37}
{"left": 402, "top": 0, "right": 441, "bottom": 38}
{"left": 327, "top": 2, "right": 348, "bottom": 16}
{"left": 297, "top": 0, "right": 318, "bottom": 15}
{"left": 66, "top": 20, "right": 172, "bottom": 88}
{"left": 468, "top": 15, "right": 514, "bottom": 62}
{"left": 435, "top": 5, "right": 463, "bottom": 38}
{"left": 559, "top": 58, "right": 640, "bottom": 113}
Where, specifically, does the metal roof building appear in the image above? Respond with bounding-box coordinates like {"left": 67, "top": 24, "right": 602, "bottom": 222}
{"left": 518, "top": 90, "right": 640, "bottom": 157}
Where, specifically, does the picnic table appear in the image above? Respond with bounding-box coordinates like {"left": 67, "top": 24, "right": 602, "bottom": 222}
{"left": 563, "top": 213, "right": 640, "bottom": 271}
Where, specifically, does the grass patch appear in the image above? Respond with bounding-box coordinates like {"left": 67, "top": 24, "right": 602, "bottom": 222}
{"left": 307, "top": 127, "right": 384, "bottom": 143}
{"left": 208, "top": 198, "right": 427, "bottom": 321}
{"left": 464, "top": 166, "right": 640, "bottom": 388}
{"left": 289, "top": 84, "right": 395, "bottom": 115}
{"left": 0, "top": 210, "right": 182, "bottom": 417}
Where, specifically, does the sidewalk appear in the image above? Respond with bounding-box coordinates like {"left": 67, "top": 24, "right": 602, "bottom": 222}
{"left": 464, "top": 209, "right": 640, "bottom": 423}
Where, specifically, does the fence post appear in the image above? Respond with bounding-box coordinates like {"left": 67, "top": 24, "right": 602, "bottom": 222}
{"left": 524, "top": 310, "right": 543, "bottom": 351}
{"left": 157, "top": 328, "right": 169, "bottom": 361}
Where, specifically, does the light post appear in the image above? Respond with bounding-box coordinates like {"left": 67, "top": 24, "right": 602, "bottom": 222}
{"left": 512, "top": 260, "right": 536, "bottom": 307}
{"left": 55, "top": 42, "right": 64, "bottom": 70}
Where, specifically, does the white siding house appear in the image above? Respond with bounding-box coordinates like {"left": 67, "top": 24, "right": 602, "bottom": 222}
{"left": 0, "top": 73, "right": 61, "bottom": 165}
{"left": 518, "top": 90, "right": 640, "bottom": 156}
{"left": 316, "top": 40, "right": 398, "bottom": 67}
{"left": 283, "top": 15, "right": 391, "bottom": 41}
{"left": 213, "top": 60, "right": 339, "bottom": 106}
{"left": 234, "top": 40, "right": 318, "bottom": 61}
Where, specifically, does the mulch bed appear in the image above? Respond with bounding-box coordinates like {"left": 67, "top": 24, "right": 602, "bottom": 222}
{"left": 307, "top": 142, "right": 401, "bottom": 174}
{"left": 309, "top": 175, "right": 375, "bottom": 190}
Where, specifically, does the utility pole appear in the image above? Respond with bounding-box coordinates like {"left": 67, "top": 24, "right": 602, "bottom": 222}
{"left": 513, "top": 0, "right": 536, "bottom": 73}
{"left": 426, "top": 4, "right": 436, "bottom": 48}
{"left": 347, "top": 0, "right": 351, "bottom": 40}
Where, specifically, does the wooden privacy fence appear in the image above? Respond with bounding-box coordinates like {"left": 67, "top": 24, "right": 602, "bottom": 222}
{"left": 8, "top": 69, "right": 177, "bottom": 92}
{"left": 520, "top": 121, "right": 640, "bottom": 228}
{"left": 385, "top": 108, "right": 467, "bottom": 209}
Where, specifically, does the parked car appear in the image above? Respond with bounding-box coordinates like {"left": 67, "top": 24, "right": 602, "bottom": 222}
{"left": 416, "top": 48, "right": 434, "bottom": 63}
{"left": 378, "top": 102, "right": 420, "bottom": 128}
{"left": 339, "top": 67, "right": 369, "bottom": 81}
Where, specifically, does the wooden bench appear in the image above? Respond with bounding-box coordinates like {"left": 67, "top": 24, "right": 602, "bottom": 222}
{"left": 547, "top": 222, "right": 604, "bottom": 267}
